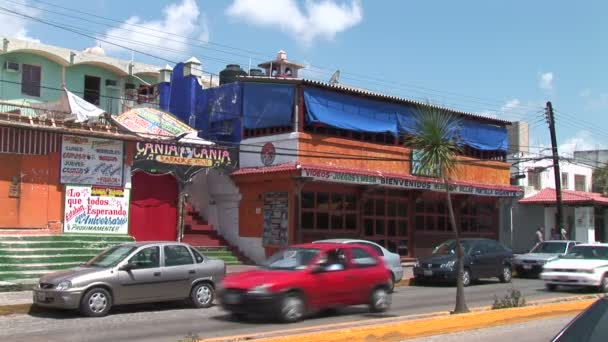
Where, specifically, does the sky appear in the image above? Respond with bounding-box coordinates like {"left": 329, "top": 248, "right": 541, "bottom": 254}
{"left": 0, "top": 0, "right": 606, "bottom": 157}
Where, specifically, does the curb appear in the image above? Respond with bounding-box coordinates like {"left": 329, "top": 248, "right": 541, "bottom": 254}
{"left": 395, "top": 278, "right": 414, "bottom": 287}
{"left": 200, "top": 295, "right": 602, "bottom": 342}
{"left": 0, "top": 303, "right": 33, "bottom": 316}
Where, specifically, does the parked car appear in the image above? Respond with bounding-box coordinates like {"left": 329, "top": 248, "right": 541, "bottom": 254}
{"left": 541, "top": 243, "right": 608, "bottom": 292}
{"left": 413, "top": 238, "right": 513, "bottom": 287}
{"left": 33, "top": 242, "right": 226, "bottom": 317}
{"left": 219, "top": 242, "right": 392, "bottom": 323}
{"left": 313, "top": 239, "right": 404, "bottom": 291}
{"left": 551, "top": 295, "right": 608, "bottom": 341}
{"left": 513, "top": 240, "right": 580, "bottom": 277}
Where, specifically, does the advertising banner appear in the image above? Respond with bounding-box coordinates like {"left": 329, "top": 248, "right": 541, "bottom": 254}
{"left": 63, "top": 185, "right": 130, "bottom": 235}
{"left": 302, "top": 168, "right": 521, "bottom": 197}
{"left": 60, "top": 135, "right": 124, "bottom": 187}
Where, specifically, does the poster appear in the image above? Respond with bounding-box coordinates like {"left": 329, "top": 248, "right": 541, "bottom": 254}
{"left": 63, "top": 185, "right": 130, "bottom": 235}
{"left": 262, "top": 192, "right": 289, "bottom": 247}
{"left": 61, "top": 135, "right": 124, "bottom": 187}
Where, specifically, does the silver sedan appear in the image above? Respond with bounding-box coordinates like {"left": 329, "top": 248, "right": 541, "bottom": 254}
{"left": 33, "top": 242, "right": 225, "bottom": 317}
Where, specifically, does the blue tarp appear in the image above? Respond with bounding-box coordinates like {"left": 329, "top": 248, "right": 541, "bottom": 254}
{"left": 303, "top": 87, "right": 508, "bottom": 152}
{"left": 242, "top": 83, "right": 294, "bottom": 129}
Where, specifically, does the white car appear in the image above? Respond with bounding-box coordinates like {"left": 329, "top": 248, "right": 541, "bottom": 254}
{"left": 313, "top": 239, "right": 404, "bottom": 291}
{"left": 540, "top": 243, "right": 608, "bottom": 293}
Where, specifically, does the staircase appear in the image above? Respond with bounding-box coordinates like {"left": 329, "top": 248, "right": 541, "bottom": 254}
{"left": 182, "top": 206, "right": 251, "bottom": 266}
{"left": 0, "top": 234, "right": 134, "bottom": 287}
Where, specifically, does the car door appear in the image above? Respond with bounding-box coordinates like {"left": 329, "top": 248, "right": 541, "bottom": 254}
{"left": 161, "top": 244, "right": 196, "bottom": 299}
{"left": 116, "top": 245, "right": 164, "bottom": 303}
{"left": 469, "top": 241, "right": 493, "bottom": 278}
{"left": 312, "top": 248, "right": 357, "bottom": 307}
{"left": 348, "top": 246, "right": 382, "bottom": 303}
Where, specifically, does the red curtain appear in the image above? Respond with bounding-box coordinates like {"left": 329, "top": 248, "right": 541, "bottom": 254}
{"left": 129, "top": 172, "right": 178, "bottom": 241}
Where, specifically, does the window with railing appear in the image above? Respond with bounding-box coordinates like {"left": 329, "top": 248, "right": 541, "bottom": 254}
{"left": 21, "top": 64, "right": 41, "bottom": 97}
{"left": 528, "top": 169, "right": 541, "bottom": 190}
{"left": 575, "top": 174, "right": 587, "bottom": 192}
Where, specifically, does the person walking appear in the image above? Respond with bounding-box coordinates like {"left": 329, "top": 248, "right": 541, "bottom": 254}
{"left": 535, "top": 226, "right": 544, "bottom": 247}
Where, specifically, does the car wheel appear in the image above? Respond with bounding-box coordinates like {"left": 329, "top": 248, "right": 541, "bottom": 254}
{"left": 598, "top": 274, "right": 608, "bottom": 293}
{"left": 546, "top": 284, "right": 557, "bottom": 292}
{"left": 190, "top": 282, "right": 215, "bottom": 308}
{"left": 369, "top": 287, "right": 392, "bottom": 313}
{"left": 80, "top": 287, "right": 112, "bottom": 317}
{"left": 278, "top": 293, "right": 305, "bottom": 323}
{"left": 499, "top": 265, "right": 513, "bottom": 283}
{"left": 462, "top": 269, "right": 471, "bottom": 287}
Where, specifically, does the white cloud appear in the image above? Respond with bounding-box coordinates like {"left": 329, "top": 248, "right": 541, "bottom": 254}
{"left": 580, "top": 90, "right": 608, "bottom": 111}
{"left": 539, "top": 72, "right": 554, "bottom": 91}
{"left": 225, "top": 0, "right": 363, "bottom": 45}
{"left": 97, "top": 0, "right": 209, "bottom": 56}
{"left": 0, "top": 0, "right": 40, "bottom": 42}
{"left": 579, "top": 89, "right": 592, "bottom": 98}
{"left": 559, "top": 130, "right": 604, "bottom": 157}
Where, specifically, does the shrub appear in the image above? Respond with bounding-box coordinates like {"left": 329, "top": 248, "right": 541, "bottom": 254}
{"left": 492, "top": 288, "right": 527, "bottom": 309}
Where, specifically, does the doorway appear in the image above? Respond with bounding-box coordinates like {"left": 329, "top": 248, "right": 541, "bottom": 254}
{"left": 84, "top": 75, "right": 101, "bottom": 105}
{"left": 129, "top": 172, "right": 178, "bottom": 241}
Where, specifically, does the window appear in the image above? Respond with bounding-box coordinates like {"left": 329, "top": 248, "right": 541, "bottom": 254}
{"left": 84, "top": 75, "right": 101, "bottom": 105}
{"left": 21, "top": 64, "right": 41, "bottom": 97}
{"left": 415, "top": 196, "right": 448, "bottom": 232}
{"left": 363, "top": 190, "right": 409, "bottom": 255}
{"left": 164, "top": 245, "right": 194, "bottom": 266}
{"left": 575, "top": 174, "right": 587, "bottom": 192}
{"left": 528, "top": 169, "right": 541, "bottom": 190}
{"left": 128, "top": 246, "right": 160, "bottom": 269}
{"left": 301, "top": 191, "right": 358, "bottom": 231}
{"left": 321, "top": 249, "right": 347, "bottom": 271}
{"left": 351, "top": 247, "right": 378, "bottom": 267}
{"left": 459, "top": 200, "right": 495, "bottom": 233}
{"left": 561, "top": 172, "right": 569, "bottom": 190}
{"left": 189, "top": 247, "right": 205, "bottom": 263}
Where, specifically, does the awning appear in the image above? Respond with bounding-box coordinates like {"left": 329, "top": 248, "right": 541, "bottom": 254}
{"left": 232, "top": 162, "right": 522, "bottom": 198}
{"left": 519, "top": 188, "right": 608, "bottom": 205}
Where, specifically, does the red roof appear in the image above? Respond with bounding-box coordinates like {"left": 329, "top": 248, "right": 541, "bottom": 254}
{"left": 231, "top": 162, "right": 522, "bottom": 194}
{"left": 519, "top": 188, "right": 608, "bottom": 205}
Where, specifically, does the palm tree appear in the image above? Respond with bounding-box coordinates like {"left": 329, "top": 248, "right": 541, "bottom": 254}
{"left": 410, "top": 106, "right": 469, "bottom": 314}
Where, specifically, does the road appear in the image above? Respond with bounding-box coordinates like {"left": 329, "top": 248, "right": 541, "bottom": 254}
{"left": 403, "top": 314, "right": 575, "bottom": 342}
{"left": 0, "top": 278, "right": 592, "bottom": 342}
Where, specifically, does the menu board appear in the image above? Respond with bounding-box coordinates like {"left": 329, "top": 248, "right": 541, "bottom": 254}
{"left": 60, "top": 135, "right": 123, "bottom": 187}
{"left": 262, "top": 192, "right": 289, "bottom": 247}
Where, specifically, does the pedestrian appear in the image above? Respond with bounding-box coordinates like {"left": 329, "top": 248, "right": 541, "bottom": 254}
{"left": 535, "top": 226, "right": 544, "bottom": 246}
{"left": 550, "top": 228, "right": 559, "bottom": 240}
{"left": 561, "top": 226, "right": 568, "bottom": 240}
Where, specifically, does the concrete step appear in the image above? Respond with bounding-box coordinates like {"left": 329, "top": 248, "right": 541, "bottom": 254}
{"left": 0, "top": 241, "right": 123, "bottom": 249}
{"left": 0, "top": 235, "right": 134, "bottom": 242}
{"left": 0, "top": 247, "right": 106, "bottom": 256}
{"left": 0, "top": 262, "right": 82, "bottom": 272}
{"left": 0, "top": 254, "right": 95, "bottom": 264}
{"left": 0, "top": 270, "right": 52, "bottom": 281}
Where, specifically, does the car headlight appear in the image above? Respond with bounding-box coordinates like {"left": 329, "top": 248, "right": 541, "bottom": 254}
{"left": 582, "top": 269, "right": 595, "bottom": 274}
{"left": 248, "top": 284, "right": 272, "bottom": 295}
{"left": 56, "top": 281, "right": 72, "bottom": 291}
{"left": 440, "top": 260, "right": 456, "bottom": 268}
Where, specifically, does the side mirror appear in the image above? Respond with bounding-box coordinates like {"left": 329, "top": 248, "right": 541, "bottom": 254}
{"left": 471, "top": 250, "right": 482, "bottom": 256}
{"left": 119, "top": 263, "right": 135, "bottom": 271}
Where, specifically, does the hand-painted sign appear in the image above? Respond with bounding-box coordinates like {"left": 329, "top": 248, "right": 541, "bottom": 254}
{"left": 63, "top": 185, "right": 130, "bottom": 235}
{"left": 133, "top": 141, "right": 238, "bottom": 182}
{"left": 113, "top": 107, "right": 194, "bottom": 138}
{"left": 60, "top": 135, "right": 123, "bottom": 187}
{"left": 302, "top": 168, "right": 521, "bottom": 197}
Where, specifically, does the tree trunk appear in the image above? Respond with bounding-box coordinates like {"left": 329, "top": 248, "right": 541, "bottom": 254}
{"left": 445, "top": 178, "right": 469, "bottom": 314}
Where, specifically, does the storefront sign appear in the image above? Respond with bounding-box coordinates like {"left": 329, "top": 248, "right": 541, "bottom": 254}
{"left": 133, "top": 141, "right": 238, "bottom": 182}
{"left": 63, "top": 185, "right": 130, "bottom": 235}
{"left": 260, "top": 142, "right": 276, "bottom": 166}
{"left": 113, "top": 107, "right": 194, "bottom": 138}
{"left": 60, "top": 135, "right": 124, "bottom": 187}
{"left": 302, "top": 168, "right": 521, "bottom": 197}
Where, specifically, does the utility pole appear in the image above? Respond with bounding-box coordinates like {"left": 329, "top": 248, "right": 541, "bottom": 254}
{"left": 545, "top": 101, "right": 565, "bottom": 238}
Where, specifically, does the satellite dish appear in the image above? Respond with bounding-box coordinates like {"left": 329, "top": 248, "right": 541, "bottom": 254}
{"left": 328, "top": 70, "right": 340, "bottom": 84}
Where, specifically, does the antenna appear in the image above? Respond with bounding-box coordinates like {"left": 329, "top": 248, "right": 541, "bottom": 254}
{"left": 328, "top": 70, "right": 340, "bottom": 84}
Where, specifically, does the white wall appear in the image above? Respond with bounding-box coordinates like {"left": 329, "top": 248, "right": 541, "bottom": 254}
{"left": 240, "top": 132, "right": 299, "bottom": 168}
{"left": 511, "top": 156, "right": 593, "bottom": 192}
{"left": 574, "top": 207, "right": 595, "bottom": 243}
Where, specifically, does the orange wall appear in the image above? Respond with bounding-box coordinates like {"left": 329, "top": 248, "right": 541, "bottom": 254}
{"left": 233, "top": 172, "right": 296, "bottom": 243}
{"left": 0, "top": 152, "right": 63, "bottom": 229}
{"left": 298, "top": 133, "right": 510, "bottom": 185}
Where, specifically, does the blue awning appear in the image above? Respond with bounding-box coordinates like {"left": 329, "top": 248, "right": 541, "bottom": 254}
{"left": 243, "top": 83, "right": 294, "bottom": 129}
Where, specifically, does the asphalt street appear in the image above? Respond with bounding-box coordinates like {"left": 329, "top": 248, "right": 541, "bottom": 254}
{"left": 403, "top": 314, "right": 576, "bottom": 342}
{"left": 0, "top": 278, "right": 593, "bottom": 342}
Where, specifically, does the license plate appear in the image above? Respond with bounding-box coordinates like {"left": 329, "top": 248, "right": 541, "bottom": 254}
{"left": 523, "top": 265, "right": 532, "bottom": 270}
{"left": 223, "top": 293, "right": 241, "bottom": 304}
{"left": 423, "top": 270, "right": 433, "bottom": 276}
{"left": 558, "top": 276, "right": 570, "bottom": 281}
{"left": 35, "top": 292, "right": 46, "bottom": 302}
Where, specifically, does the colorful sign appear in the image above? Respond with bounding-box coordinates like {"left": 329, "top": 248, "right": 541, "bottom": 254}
{"left": 302, "top": 168, "right": 521, "bottom": 197}
{"left": 63, "top": 185, "right": 130, "bottom": 235}
{"left": 411, "top": 149, "right": 440, "bottom": 177}
{"left": 133, "top": 141, "right": 239, "bottom": 182}
{"left": 260, "top": 142, "right": 276, "bottom": 166}
{"left": 60, "top": 135, "right": 124, "bottom": 187}
{"left": 113, "top": 108, "right": 194, "bottom": 138}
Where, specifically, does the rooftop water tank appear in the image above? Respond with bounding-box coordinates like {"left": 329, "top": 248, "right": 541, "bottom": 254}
{"left": 219, "top": 64, "right": 247, "bottom": 85}
{"left": 249, "top": 68, "right": 265, "bottom": 77}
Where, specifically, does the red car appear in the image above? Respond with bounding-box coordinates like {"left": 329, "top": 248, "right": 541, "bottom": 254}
{"left": 220, "top": 242, "right": 392, "bottom": 323}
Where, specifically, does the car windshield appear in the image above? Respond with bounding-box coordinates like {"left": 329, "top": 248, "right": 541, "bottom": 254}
{"left": 553, "top": 297, "right": 608, "bottom": 342}
{"left": 530, "top": 242, "right": 568, "bottom": 254}
{"left": 86, "top": 245, "right": 137, "bottom": 267}
{"left": 433, "top": 240, "right": 474, "bottom": 255}
{"left": 562, "top": 246, "right": 608, "bottom": 260}
{"left": 262, "top": 248, "right": 320, "bottom": 270}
